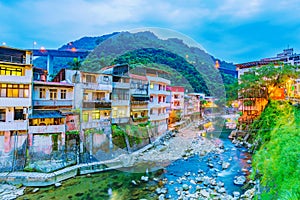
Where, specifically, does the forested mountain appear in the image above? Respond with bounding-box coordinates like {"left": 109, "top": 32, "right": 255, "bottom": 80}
{"left": 33, "top": 31, "right": 236, "bottom": 98}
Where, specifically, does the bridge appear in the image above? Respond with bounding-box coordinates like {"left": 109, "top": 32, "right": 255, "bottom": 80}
{"left": 218, "top": 67, "right": 238, "bottom": 78}
{"left": 30, "top": 49, "right": 89, "bottom": 80}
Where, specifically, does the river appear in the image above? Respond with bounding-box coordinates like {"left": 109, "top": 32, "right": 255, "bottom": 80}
{"left": 17, "top": 126, "right": 252, "bottom": 200}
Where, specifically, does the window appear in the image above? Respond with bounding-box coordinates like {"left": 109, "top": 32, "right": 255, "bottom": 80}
{"left": 0, "top": 109, "right": 5, "bottom": 122}
{"left": 112, "top": 89, "right": 129, "bottom": 100}
{"left": 92, "top": 110, "right": 100, "bottom": 120}
{"left": 14, "top": 109, "right": 25, "bottom": 120}
{"left": 83, "top": 93, "right": 88, "bottom": 101}
{"left": 93, "top": 92, "right": 105, "bottom": 101}
{"left": 0, "top": 84, "right": 29, "bottom": 98}
{"left": 83, "top": 112, "right": 89, "bottom": 122}
{"left": 150, "top": 83, "right": 154, "bottom": 89}
{"left": 103, "top": 76, "right": 109, "bottom": 82}
{"left": 85, "top": 75, "right": 96, "bottom": 83}
{"left": 0, "top": 66, "right": 23, "bottom": 76}
{"left": 60, "top": 89, "right": 66, "bottom": 99}
{"left": 39, "top": 88, "right": 46, "bottom": 99}
{"left": 50, "top": 89, "right": 57, "bottom": 100}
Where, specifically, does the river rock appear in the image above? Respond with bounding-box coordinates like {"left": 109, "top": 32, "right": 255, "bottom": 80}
{"left": 200, "top": 190, "right": 210, "bottom": 198}
{"left": 247, "top": 159, "right": 252, "bottom": 164}
{"left": 233, "top": 176, "right": 246, "bottom": 185}
{"left": 218, "top": 187, "right": 226, "bottom": 193}
{"left": 32, "top": 188, "right": 40, "bottom": 193}
{"left": 158, "top": 194, "right": 165, "bottom": 200}
{"left": 233, "top": 191, "right": 240, "bottom": 198}
{"left": 141, "top": 176, "right": 149, "bottom": 182}
{"left": 55, "top": 182, "right": 62, "bottom": 187}
{"left": 222, "top": 162, "right": 230, "bottom": 170}
{"left": 195, "top": 176, "right": 204, "bottom": 183}
{"left": 182, "top": 184, "right": 189, "bottom": 191}
{"left": 131, "top": 180, "right": 137, "bottom": 185}
{"left": 190, "top": 180, "right": 196, "bottom": 185}
{"left": 156, "top": 187, "right": 167, "bottom": 194}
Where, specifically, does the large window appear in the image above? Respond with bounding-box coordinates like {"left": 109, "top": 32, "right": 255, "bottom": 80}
{"left": 60, "top": 89, "right": 66, "bottom": 99}
{"left": 85, "top": 75, "right": 96, "bottom": 83}
{"left": 0, "top": 109, "right": 5, "bottom": 122}
{"left": 14, "top": 109, "right": 25, "bottom": 120}
{"left": 0, "top": 66, "right": 23, "bottom": 76}
{"left": 39, "top": 88, "right": 46, "bottom": 99}
{"left": 0, "top": 84, "right": 29, "bottom": 98}
{"left": 50, "top": 89, "right": 57, "bottom": 100}
{"left": 83, "top": 112, "right": 89, "bottom": 122}
{"left": 92, "top": 110, "right": 100, "bottom": 120}
{"left": 112, "top": 89, "right": 129, "bottom": 100}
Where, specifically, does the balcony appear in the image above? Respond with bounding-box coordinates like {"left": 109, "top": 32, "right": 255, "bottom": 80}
{"left": 81, "top": 119, "right": 111, "bottom": 129}
{"left": 112, "top": 82, "right": 130, "bottom": 89}
{"left": 131, "top": 101, "right": 148, "bottom": 106}
{"left": 0, "top": 98, "right": 31, "bottom": 107}
{"left": 112, "top": 100, "right": 130, "bottom": 106}
{"left": 149, "top": 90, "right": 170, "bottom": 96}
{"left": 149, "top": 113, "right": 169, "bottom": 121}
{"left": 29, "top": 124, "right": 65, "bottom": 134}
{"left": 82, "top": 82, "right": 112, "bottom": 91}
{"left": 111, "top": 117, "right": 130, "bottom": 124}
{"left": 33, "top": 99, "right": 73, "bottom": 107}
{"left": 0, "top": 121, "right": 27, "bottom": 131}
{"left": 148, "top": 102, "right": 170, "bottom": 108}
{"left": 171, "top": 105, "right": 184, "bottom": 110}
{"left": 83, "top": 101, "right": 111, "bottom": 109}
{"left": 0, "top": 70, "right": 32, "bottom": 84}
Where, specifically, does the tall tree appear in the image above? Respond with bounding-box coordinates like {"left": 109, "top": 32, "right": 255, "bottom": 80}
{"left": 238, "top": 63, "right": 299, "bottom": 101}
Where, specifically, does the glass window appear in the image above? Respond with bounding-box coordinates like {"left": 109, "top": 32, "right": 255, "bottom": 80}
{"left": 14, "top": 109, "right": 24, "bottom": 120}
{"left": 0, "top": 66, "right": 23, "bottom": 76}
{"left": 50, "top": 89, "right": 57, "bottom": 100}
{"left": 39, "top": 88, "right": 46, "bottom": 99}
{"left": 92, "top": 110, "right": 100, "bottom": 120}
{"left": 0, "top": 109, "right": 5, "bottom": 122}
{"left": 83, "top": 112, "right": 89, "bottom": 122}
{"left": 61, "top": 89, "right": 66, "bottom": 99}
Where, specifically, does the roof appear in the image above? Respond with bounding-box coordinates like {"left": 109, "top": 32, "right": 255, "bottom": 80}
{"left": 129, "top": 73, "right": 147, "bottom": 81}
{"left": 167, "top": 86, "right": 185, "bottom": 92}
{"left": 29, "top": 110, "right": 65, "bottom": 119}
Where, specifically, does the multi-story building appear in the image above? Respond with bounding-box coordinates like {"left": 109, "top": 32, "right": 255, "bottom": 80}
{"left": 101, "top": 64, "right": 130, "bottom": 125}
{"left": 146, "top": 68, "right": 171, "bottom": 134}
{"left": 0, "top": 46, "right": 33, "bottom": 171}
{"left": 129, "top": 73, "right": 149, "bottom": 125}
{"left": 167, "top": 86, "right": 185, "bottom": 123}
{"left": 54, "top": 69, "right": 112, "bottom": 134}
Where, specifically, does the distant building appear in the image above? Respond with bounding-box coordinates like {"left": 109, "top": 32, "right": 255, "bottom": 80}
{"left": 0, "top": 46, "right": 33, "bottom": 171}
{"left": 167, "top": 86, "right": 185, "bottom": 124}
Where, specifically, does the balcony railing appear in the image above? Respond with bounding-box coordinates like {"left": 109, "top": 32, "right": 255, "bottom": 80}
{"left": 82, "top": 82, "right": 112, "bottom": 91}
{"left": 83, "top": 101, "right": 111, "bottom": 109}
{"left": 0, "top": 70, "right": 32, "bottom": 84}
{"left": 0, "top": 121, "right": 27, "bottom": 131}
{"left": 0, "top": 98, "right": 31, "bottom": 107}
{"left": 0, "top": 54, "right": 26, "bottom": 64}
{"left": 112, "top": 82, "right": 130, "bottom": 89}
{"left": 149, "top": 113, "right": 169, "bottom": 121}
{"left": 131, "top": 101, "right": 148, "bottom": 105}
{"left": 33, "top": 99, "right": 73, "bottom": 107}
{"left": 111, "top": 117, "right": 130, "bottom": 124}
{"left": 148, "top": 102, "right": 170, "bottom": 108}
{"left": 149, "top": 90, "right": 170, "bottom": 96}
{"left": 81, "top": 119, "right": 111, "bottom": 129}
{"left": 112, "top": 100, "right": 130, "bottom": 106}
{"left": 147, "top": 76, "right": 171, "bottom": 85}
{"left": 29, "top": 124, "right": 65, "bottom": 134}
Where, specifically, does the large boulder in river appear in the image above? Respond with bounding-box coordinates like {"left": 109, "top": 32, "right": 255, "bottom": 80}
{"left": 222, "top": 162, "right": 230, "bottom": 170}
{"left": 233, "top": 176, "right": 246, "bottom": 185}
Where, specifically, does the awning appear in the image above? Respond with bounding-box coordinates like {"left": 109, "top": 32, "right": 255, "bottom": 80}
{"left": 29, "top": 110, "right": 65, "bottom": 119}
{"left": 131, "top": 94, "right": 150, "bottom": 101}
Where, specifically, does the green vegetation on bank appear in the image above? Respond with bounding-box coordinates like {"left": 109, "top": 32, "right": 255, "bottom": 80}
{"left": 250, "top": 101, "right": 300, "bottom": 199}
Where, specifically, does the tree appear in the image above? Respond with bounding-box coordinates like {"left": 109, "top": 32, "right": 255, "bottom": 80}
{"left": 238, "top": 63, "right": 299, "bottom": 101}
{"left": 68, "top": 58, "right": 82, "bottom": 70}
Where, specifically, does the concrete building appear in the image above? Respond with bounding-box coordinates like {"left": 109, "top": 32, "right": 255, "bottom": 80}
{"left": 167, "top": 86, "right": 185, "bottom": 124}
{"left": 0, "top": 46, "right": 33, "bottom": 171}
{"left": 129, "top": 73, "right": 149, "bottom": 125}
{"left": 146, "top": 68, "right": 171, "bottom": 134}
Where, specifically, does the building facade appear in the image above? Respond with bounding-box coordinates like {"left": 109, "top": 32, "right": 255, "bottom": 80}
{"left": 0, "top": 46, "right": 33, "bottom": 171}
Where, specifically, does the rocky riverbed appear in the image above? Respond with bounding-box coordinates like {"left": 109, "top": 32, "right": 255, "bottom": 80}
{"left": 1, "top": 120, "right": 257, "bottom": 200}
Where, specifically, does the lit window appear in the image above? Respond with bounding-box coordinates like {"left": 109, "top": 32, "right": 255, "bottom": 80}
{"left": 50, "top": 89, "right": 57, "bottom": 100}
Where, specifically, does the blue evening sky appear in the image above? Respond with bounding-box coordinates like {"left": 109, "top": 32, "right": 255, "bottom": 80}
{"left": 1, "top": 0, "right": 300, "bottom": 63}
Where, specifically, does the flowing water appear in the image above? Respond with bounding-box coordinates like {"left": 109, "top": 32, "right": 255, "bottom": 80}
{"left": 18, "top": 127, "right": 251, "bottom": 200}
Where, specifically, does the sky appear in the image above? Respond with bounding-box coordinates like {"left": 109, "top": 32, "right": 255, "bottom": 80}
{"left": 1, "top": 0, "right": 300, "bottom": 63}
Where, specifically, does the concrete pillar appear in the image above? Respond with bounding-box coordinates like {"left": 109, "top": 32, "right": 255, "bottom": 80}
{"left": 47, "top": 55, "right": 54, "bottom": 81}
{"left": 4, "top": 131, "right": 11, "bottom": 153}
